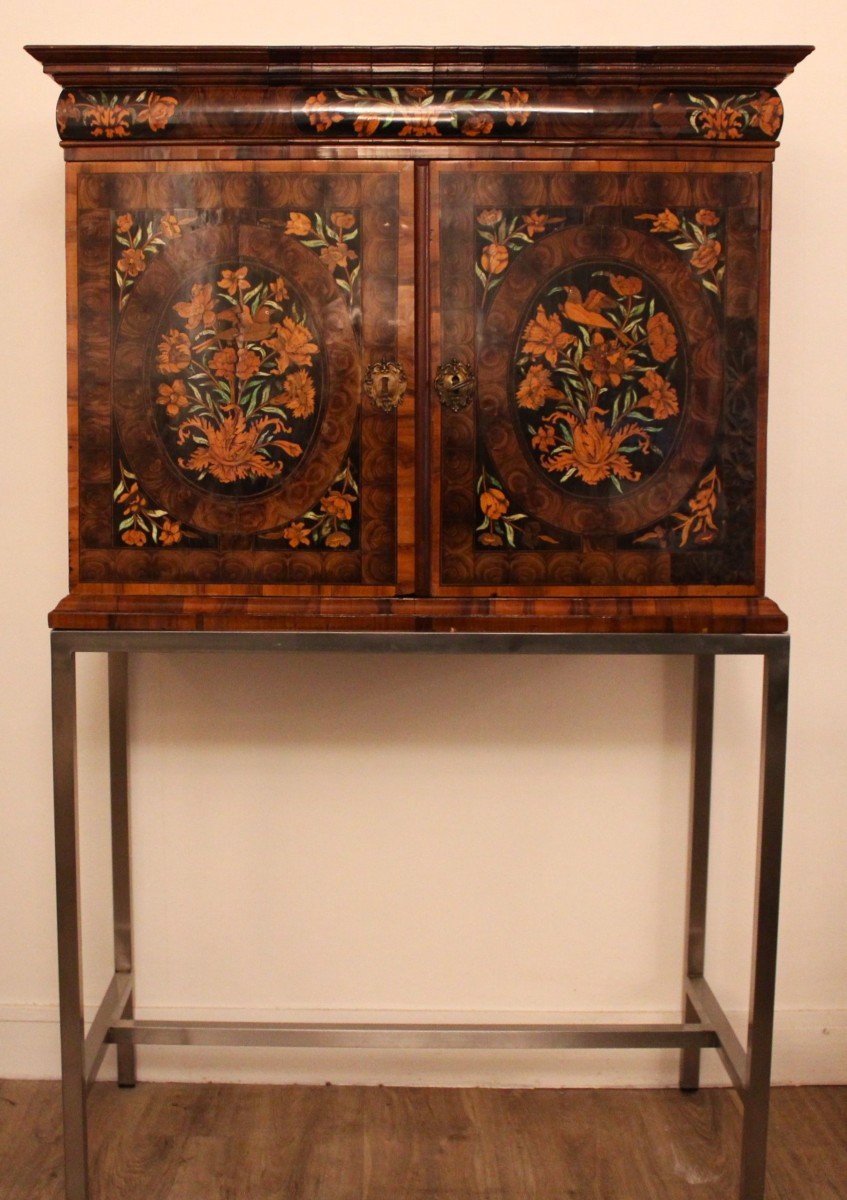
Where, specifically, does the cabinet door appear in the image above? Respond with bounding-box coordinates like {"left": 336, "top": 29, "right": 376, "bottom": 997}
{"left": 430, "top": 161, "right": 765, "bottom": 595}
{"left": 71, "top": 161, "right": 414, "bottom": 593}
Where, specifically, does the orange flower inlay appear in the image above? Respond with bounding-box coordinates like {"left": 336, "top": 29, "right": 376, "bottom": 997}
{"left": 157, "top": 330, "right": 192, "bottom": 374}
{"left": 646, "top": 312, "right": 678, "bottom": 363}
{"left": 321, "top": 492, "right": 353, "bottom": 521}
{"left": 267, "top": 319, "right": 318, "bottom": 374}
{"left": 285, "top": 212, "right": 313, "bottom": 237}
{"left": 516, "top": 364, "right": 566, "bottom": 410}
{"left": 480, "top": 489, "right": 509, "bottom": 521}
{"left": 582, "top": 334, "right": 635, "bottom": 388}
{"left": 481, "top": 243, "right": 509, "bottom": 275}
{"left": 690, "top": 240, "right": 722, "bottom": 273}
{"left": 174, "top": 282, "right": 216, "bottom": 331}
{"left": 156, "top": 380, "right": 189, "bottom": 417}
{"left": 553, "top": 412, "right": 643, "bottom": 486}
{"left": 117, "top": 248, "right": 146, "bottom": 277}
{"left": 282, "top": 369, "right": 316, "bottom": 419}
{"left": 640, "top": 371, "right": 680, "bottom": 420}
{"left": 283, "top": 522, "right": 311, "bottom": 547}
{"left": 177, "top": 406, "right": 301, "bottom": 485}
{"left": 522, "top": 306, "right": 577, "bottom": 366}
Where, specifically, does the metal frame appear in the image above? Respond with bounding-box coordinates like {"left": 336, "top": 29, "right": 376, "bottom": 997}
{"left": 49, "top": 629, "right": 790, "bottom": 1200}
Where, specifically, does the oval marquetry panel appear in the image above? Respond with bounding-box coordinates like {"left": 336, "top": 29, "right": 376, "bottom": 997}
{"left": 113, "top": 222, "right": 360, "bottom": 536}
{"left": 477, "top": 224, "right": 723, "bottom": 537}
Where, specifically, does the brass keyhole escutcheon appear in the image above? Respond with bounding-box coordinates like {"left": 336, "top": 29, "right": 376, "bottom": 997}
{"left": 435, "top": 358, "right": 475, "bottom": 413}
{"left": 363, "top": 359, "right": 407, "bottom": 412}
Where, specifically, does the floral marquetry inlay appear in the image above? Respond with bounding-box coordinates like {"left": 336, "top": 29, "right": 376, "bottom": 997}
{"left": 634, "top": 466, "right": 724, "bottom": 549}
{"left": 636, "top": 208, "right": 726, "bottom": 299}
{"left": 259, "top": 459, "right": 359, "bottom": 549}
{"left": 297, "top": 85, "right": 532, "bottom": 138}
{"left": 114, "top": 210, "right": 195, "bottom": 311}
{"left": 476, "top": 207, "right": 570, "bottom": 305}
{"left": 151, "top": 263, "right": 323, "bottom": 496}
{"left": 652, "top": 88, "right": 784, "bottom": 140}
{"left": 513, "top": 264, "right": 686, "bottom": 498}
{"left": 113, "top": 462, "right": 202, "bottom": 548}
{"left": 57, "top": 89, "right": 178, "bottom": 139}
{"left": 280, "top": 210, "right": 361, "bottom": 305}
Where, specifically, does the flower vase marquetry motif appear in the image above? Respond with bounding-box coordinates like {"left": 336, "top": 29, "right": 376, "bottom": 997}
{"left": 512, "top": 264, "right": 686, "bottom": 500}
{"left": 150, "top": 264, "right": 323, "bottom": 497}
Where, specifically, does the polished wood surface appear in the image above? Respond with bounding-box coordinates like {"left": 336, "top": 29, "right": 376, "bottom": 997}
{"left": 27, "top": 46, "right": 809, "bottom": 631}
{"left": 67, "top": 160, "right": 414, "bottom": 595}
{"left": 1, "top": 1079, "right": 843, "bottom": 1199}
{"left": 48, "top": 593, "right": 787, "bottom": 632}
{"left": 430, "top": 159, "right": 767, "bottom": 596}
{"left": 26, "top": 44, "right": 813, "bottom": 86}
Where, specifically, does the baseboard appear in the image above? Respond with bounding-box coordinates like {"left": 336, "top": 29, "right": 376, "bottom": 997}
{"left": 1, "top": 1004, "right": 844, "bottom": 1087}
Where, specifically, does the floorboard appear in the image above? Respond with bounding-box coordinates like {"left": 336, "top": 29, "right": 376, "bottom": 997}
{"left": 0, "top": 1080, "right": 844, "bottom": 1199}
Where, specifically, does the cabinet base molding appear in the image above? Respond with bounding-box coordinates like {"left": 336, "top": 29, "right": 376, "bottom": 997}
{"left": 48, "top": 592, "right": 787, "bottom": 633}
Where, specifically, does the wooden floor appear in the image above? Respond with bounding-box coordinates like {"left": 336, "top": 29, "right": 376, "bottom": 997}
{"left": 0, "top": 1080, "right": 844, "bottom": 1199}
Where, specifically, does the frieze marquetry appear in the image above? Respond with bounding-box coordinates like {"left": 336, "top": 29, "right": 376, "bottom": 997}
{"left": 294, "top": 85, "right": 533, "bottom": 138}
{"left": 57, "top": 89, "right": 178, "bottom": 139}
{"left": 652, "top": 89, "right": 784, "bottom": 140}
{"left": 51, "top": 84, "right": 788, "bottom": 146}
{"left": 40, "top": 51, "right": 799, "bottom": 149}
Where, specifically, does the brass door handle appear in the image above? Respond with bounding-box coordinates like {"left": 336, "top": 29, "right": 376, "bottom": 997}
{"left": 364, "top": 359, "right": 407, "bottom": 412}
{"left": 435, "top": 358, "right": 475, "bottom": 412}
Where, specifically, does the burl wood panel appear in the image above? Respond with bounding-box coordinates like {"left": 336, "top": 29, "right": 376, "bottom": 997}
{"left": 431, "top": 160, "right": 768, "bottom": 597}
{"left": 69, "top": 160, "right": 415, "bottom": 595}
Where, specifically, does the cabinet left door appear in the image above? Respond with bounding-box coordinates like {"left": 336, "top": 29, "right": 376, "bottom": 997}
{"left": 69, "top": 161, "right": 415, "bottom": 595}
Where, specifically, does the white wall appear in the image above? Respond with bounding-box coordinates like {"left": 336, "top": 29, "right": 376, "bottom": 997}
{"left": 1, "top": 0, "right": 845, "bottom": 1087}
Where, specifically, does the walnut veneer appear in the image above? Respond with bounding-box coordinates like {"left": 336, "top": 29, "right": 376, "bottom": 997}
{"left": 27, "top": 45, "right": 812, "bottom": 632}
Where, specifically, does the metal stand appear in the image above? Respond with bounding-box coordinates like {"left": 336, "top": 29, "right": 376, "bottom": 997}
{"left": 50, "top": 630, "right": 790, "bottom": 1200}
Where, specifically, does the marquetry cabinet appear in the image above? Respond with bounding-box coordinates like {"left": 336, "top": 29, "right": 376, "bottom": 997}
{"left": 29, "top": 45, "right": 811, "bottom": 631}
{"left": 29, "top": 45, "right": 809, "bottom": 1200}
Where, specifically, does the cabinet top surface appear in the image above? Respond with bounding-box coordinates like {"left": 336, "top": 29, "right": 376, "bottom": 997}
{"left": 27, "top": 44, "right": 812, "bottom": 87}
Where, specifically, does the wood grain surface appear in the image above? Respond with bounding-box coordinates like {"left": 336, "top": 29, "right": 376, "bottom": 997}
{"left": 26, "top": 44, "right": 813, "bottom": 89}
{"left": 0, "top": 1080, "right": 843, "bottom": 1199}
{"left": 47, "top": 593, "right": 788, "bottom": 632}
{"left": 29, "top": 45, "right": 813, "bottom": 631}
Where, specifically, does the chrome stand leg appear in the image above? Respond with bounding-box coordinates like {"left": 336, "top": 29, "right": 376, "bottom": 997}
{"left": 738, "top": 639, "right": 790, "bottom": 1199}
{"left": 109, "top": 652, "right": 136, "bottom": 1087}
{"left": 51, "top": 640, "right": 89, "bottom": 1200}
{"left": 679, "top": 654, "right": 715, "bottom": 1092}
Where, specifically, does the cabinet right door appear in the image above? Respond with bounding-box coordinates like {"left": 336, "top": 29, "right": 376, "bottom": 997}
{"left": 430, "top": 160, "right": 768, "bottom": 596}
